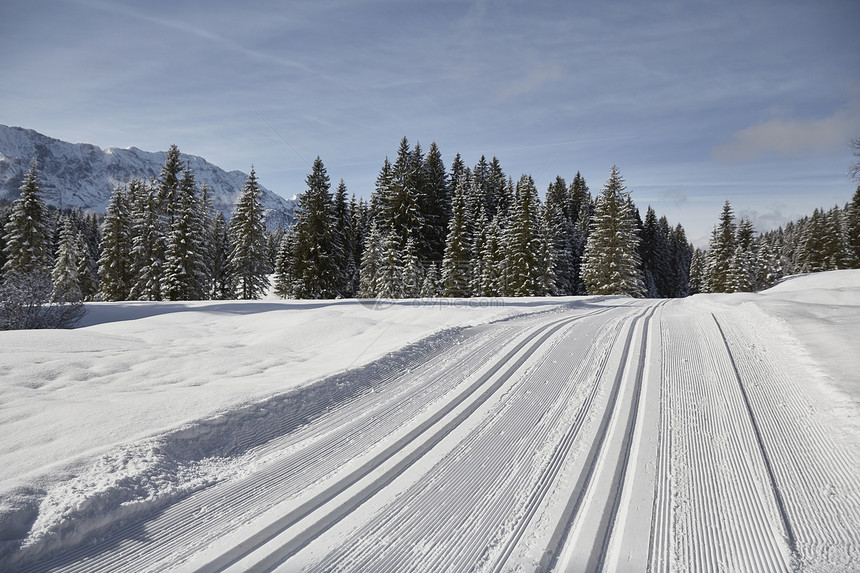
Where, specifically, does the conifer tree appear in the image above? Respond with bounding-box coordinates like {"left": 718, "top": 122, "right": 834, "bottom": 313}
{"left": 377, "top": 231, "right": 403, "bottom": 298}
{"left": 158, "top": 144, "right": 184, "bottom": 227}
{"left": 505, "top": 175, "right": 549, "bottom": 296}
{"left": 442, "top": 176, "right": 472, "bottom": 297}
{"left": 129, "top": 177, "right": 168, "bottom": 300}
{"left": 402, "top": 236, "right": 422, "bottom": 298}
{"left": 75, "top": 230, "right": 98, "bottom": 300}
{"left": 273, "top": 231, "right": 296, "bottom": 298}
{"left": 689, "top": 248, "right": 706, "bottom": 294}
{"left": 420, "top": 263, "right": 441, "bottom": 297}
{"left": 2, "top": 160, "right": 53, "bottom": 276}
{"left": 291, "top": 158, "right": 341, "bottom": 299}
{"left": 162, "top": 167, "right": 208, "bottom": 300}
{"left": 419, "top": 142, "right": 450, "bottom": 263}
{"left": 333, "top": 179, "right": 354, "bottom": 297}
{"left": 705, "top": 200, "right": 737, "bottom": 293}
{"left": 581, "top": 166, "right": 643, "bottom": 296}
{"left": 846, "top": 185, "right": 860, "bottom": 267}
{"left": 359, "top": 221, "right": 384, "bottom": 298}
{"left": 210, "top": 211, "right": 235, "bottom": 299}
{"left": 545, "top": 177, "right": 576, "bottom": 295}
{"left": 480, "top": 218, "right": 507, "bottom": 296}
{"left": 51, "top": 218, "right": 82, "bottom": 302}
{"left": 229, "top": 168, "right": 270, "bottom": 299}
{"left": 98, "top": 184, "right": 134, "bottom": 300}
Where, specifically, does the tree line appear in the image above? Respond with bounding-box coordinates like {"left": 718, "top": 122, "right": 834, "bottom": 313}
{"left": 274, "top": 138, "right": 692, "bottom": 301}
{"left": 4, "top": 135, "right": 858, "bottom": 329}
{"left": 691, "top": 186, "right": 860, "bottom": 294}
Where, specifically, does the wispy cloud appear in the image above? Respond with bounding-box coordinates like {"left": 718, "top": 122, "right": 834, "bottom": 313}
{"left": 713, "top": 102, "right": 860, "bottom": 163}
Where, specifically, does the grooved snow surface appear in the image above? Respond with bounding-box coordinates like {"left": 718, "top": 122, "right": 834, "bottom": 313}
{"left": 1, "top": 271, "right": 859, "bottom": 572}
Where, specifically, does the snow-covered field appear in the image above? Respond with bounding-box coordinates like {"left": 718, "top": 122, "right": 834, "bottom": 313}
{"left": 1, "top": 271, "right": 859, "bottom": 572}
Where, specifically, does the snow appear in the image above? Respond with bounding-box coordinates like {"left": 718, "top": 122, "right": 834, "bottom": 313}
{"left": 1, "top": 270, "right": 859, "bottom": 571}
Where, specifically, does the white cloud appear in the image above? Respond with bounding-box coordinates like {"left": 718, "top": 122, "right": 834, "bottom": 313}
{"left": 713, "top": 103, "right": 860, "bottom": 163}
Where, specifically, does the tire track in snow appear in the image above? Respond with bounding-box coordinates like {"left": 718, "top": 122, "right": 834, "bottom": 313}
{"left": 711, "top": 314, "right": 798, "bottom": 560}
{"left": 14, "top": 315, "right": 552, "bottom": 573}
{"left": 551, "top": 302, "right": 660, "bottom": 573}
{"left": 653, "top": 307, "right": 793, "bottom": 572}
{"left": 301, "top": 303, "right": 640, "bottom": 573}
{"left": 713, "top": 307, "right": 860, "bottom": 571}
{"left": 180, "top": 311, "right": 600, "bottom": 573}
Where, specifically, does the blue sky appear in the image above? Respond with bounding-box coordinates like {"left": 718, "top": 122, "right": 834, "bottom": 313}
{"left": 2, "top": 0, "right": 859, "bottom": 244}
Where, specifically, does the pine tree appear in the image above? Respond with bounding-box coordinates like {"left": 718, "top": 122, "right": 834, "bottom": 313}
{"left": 846, "top": 185, "right": 860, "bottom": 268}
{"left": 480, "top": 218, "right": 507, "bottom": 296}
{"left": 229, "top": 168, "right": 270, "bottom": 299}
{"left": 442, "top": 176, "right": 473, "bottom": 297}
{"left": 292, "top": 158, "right": 343, "bottom": 299}
{"left": 359, "top": 221, "right": 384, "bottom": 298}
{"left": 162, "top": 167, "right": 208, "bottom": 300}
{"left": 705, "top": 200, "right": 737, "bottom": 293}
{"left": 2, "top": 160, "right": 53, "bottom": 276}
{"left": 667, "top": 223, "right": 692, "bottom": 297}
{"left": 689, "top": 248, "right": 705, "bottom": 294}
{"left": 505, "top": 175, "right": 549, "bottom": 296}
{"left": 75, "top": 230, "right": 98, "bottom": 300}
{"left": 420, "top": 263, "right": 441, "bottom": 297}
{"left": 581, "top": 166, "right": 644, "bottom": 296}
{"left": 98, "top": 184, "right": 134, "bottom": 300}
{"left": 332, "top": 179, "right": 355, "bottom": 297}
{"left": 377, "top": 231, "right": 403, "bottom": 298}
{"left": 402, "top": 236, "right": 422, "bottom": 298}
{"left": 210, "top": 211, "right": 235, "bottom": 299}
{"left": 733, "top": 218, "right": 758, "bottom": 291}
{"left": 545, "top": 177, "right": 576, "bottom": 295}
{"left": 129, "top": 177, "right": 168, "bottom": 300}
{"left": 419, "top": 142, "right": 450, "bottom": 263}
{"left": 157, "top": 144, "right": 184, "bottom": 227}
{"left": 51, "top": 218, "right": 82, "bottom": 302}
{"left": 273, "top": 230, "right": 296, "bottom": 298}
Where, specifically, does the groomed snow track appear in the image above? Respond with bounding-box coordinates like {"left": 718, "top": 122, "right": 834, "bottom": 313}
{"left": 9, "top": 298, "right": 860, "bottom": 572}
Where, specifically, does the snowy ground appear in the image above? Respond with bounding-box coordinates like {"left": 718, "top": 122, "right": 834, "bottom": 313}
{"left": 1, "top": 271, "right": 859, "bottom": 572}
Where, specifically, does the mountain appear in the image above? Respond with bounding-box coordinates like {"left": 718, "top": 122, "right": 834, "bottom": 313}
{"left": 0, "top": 125, "right": 296, "bottom": 228}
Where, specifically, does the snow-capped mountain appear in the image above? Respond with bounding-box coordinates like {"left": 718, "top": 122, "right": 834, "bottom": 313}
{"left": 0, "top": 125, "right": 296, "bottom": 228}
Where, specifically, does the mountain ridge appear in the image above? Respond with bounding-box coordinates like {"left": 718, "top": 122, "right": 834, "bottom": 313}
{"left": 0, "top": 125, "right": 296, "bottom": 228}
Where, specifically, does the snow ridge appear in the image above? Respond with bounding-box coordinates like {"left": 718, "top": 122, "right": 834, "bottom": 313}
{"left": 0, "top": 125, "right": 296, "bottom": 228}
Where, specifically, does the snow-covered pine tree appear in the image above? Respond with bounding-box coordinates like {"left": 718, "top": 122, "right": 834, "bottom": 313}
{"left": 157, "top": 144, "right": 184, "bottom": 227}
{"left": 333, "top": 179, "right": 355, "bottom": 297}
{"left": 210, "top": 211, "right": 235, "bottom": 299}
{"left": 419, "top": 142, "right": 450, "bottom": 263}
{"left": 505, "top": 174, "right": 549, "bottom": 296}
{"left": 442, "top": 175, "right": 473, "bottom": 297}
{"left": 359, "top": 221, "right": 384, "bottom": 298}
{"left": 705, "top": 200, "right": 737, "bottom": 293}
{"left": 581, "top": 166, "right": 644, "bottom": 297}
{"left": 402, "top": 235, "right": 422, "bottom": 298}
{"left": 291, "top": 158, "right": 342, "bottom": 299}
{"left": 377, "top": 231, "right": 403, "bottom": 299}
{"left": 545, "top": 176, "right": 575, "bottom": 295}
{"left": 129, "top": 177, "right": 168, "bottom": 300}
{"left": 733, "top": 218, "right": 758, "bottom": 291}
{"left": 98, "top": 184, "right": 134, "bottom": 301}
{"left": 51, "top": 218, "right": 82, "bottom": 302}
{"left": 846, "top": 185, "right": 860, "bottom": 268}
{"left": 229, "top": 168, "right": 270, "bottom": 299}
{"left": 689, "top": 248, "right": 706, "bottom": 294}
{"left": 75, "top": 230, "right": 98, "bottom": 300}
{"left": 469, "top": 205, "right": 489, "bottom": 296}
{"left": 667, "top": 223, "right": 692, "bottom": 297}
{"left": 420, "top": 263, "right": 441, "bottom": 297}
{"left": 2, "top": 160, "right": 53, "bottom": 277}
{"left": 273, "top": 230, "right": 296, "bottom": 298}
{"left": 162, "top": 167, "right": 208, "bottom": 300}
{"left": 480, "top": 218, "right": 507, "bottom": 296}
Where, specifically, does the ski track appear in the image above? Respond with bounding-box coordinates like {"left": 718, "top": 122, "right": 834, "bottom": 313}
{"left": 302, "top": 304, "right": 644, "bottom": 573}
{"left": 9, "top": 295, "right": 860, "bottom": 573}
